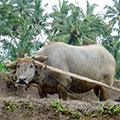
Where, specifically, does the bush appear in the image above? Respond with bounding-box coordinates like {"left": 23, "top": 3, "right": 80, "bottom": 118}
{"left": 0, "top": 62, "right": 9, "bottom": 72}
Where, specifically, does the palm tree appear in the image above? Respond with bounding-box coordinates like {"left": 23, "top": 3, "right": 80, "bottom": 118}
{"left": 112, "top": 41, "right": 120, "bottom": 79}
{"left": 0, "top": 0, "right": 17, "bottom": 36}
{"left": 81, "top": 0, "right": 98, "bottom": 17}
{"left": 49, "top": 0, "right": 108, "bottom": 45}
{"left": 79, "top": 0, "right": 110, "bottom": 45}
{"left": 104, "top": 0, "right": 120, "bottom": 35}
{"left": 31, "top": 0, "right": 48, "bottom": 41}
{"left": 48, "top": 0, "right": 73, "bottom": 43}
{"left": 0, "top": 0, "right": 48, "bottom": 59}
{"left": 104, "top": 0, "right": 120, "bottom": 79}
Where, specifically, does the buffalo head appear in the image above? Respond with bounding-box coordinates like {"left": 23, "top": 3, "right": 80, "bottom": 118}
{"left": 6, "top": 56, "right": 48, "bottom": 86}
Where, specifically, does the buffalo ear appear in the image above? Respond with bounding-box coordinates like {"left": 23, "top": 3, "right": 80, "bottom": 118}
{"left": 5, "top": 61, "right": 17, "bottom": 70}
{"left": 33, "top": 55, "right": 48, "bottom": 62}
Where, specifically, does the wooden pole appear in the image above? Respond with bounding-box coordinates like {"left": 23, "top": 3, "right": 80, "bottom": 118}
{"left": 34, "top": 61, "right": 120, "bottom": 93}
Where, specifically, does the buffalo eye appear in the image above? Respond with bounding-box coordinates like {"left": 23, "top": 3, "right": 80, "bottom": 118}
{"left": 17, "top": 65, "right": 20, "bottom": 68}
{"left": 30, "top": 65, "right": 33, "bottom": 68}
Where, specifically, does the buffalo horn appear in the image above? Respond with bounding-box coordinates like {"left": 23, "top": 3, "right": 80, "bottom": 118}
{"left": 34, "top": 60, "right": 44, "bottom": 68}
{"left": 34, "top": 55, "right": 48, "bottom": 62}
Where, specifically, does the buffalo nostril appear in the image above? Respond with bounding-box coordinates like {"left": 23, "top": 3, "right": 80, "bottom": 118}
{"left": 18, "top": 78, "right": 26, "bottom": 84}
{"left": 19, "top": 78, "right": 25, "bottom": 81}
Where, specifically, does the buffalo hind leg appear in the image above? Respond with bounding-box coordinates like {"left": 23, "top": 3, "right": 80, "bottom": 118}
{"left": 94, "top": 85, "right": 106, "bottom": 101}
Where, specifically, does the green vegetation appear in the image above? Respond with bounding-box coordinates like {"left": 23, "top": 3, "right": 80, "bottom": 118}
{"left": 24, "top": 101, "right": 34, "bottom": 110}
{"left": 24, "top": 96, "right": 34, "bottom": 110}
{"left": 51, "top": 100, "right": 120, "bottom": 119}
{"left": 0, "top": 63, "right": 5, "bottom": 72}
{"left": 100, "top": 100, "right": 120, "bottom": 116}
{"left": 2, "top": 97, "right": 34, "bottom": 112}
{"left": 0, "top": 62, "right": 10, "bottom": 72}
{"left": 3, "top": 100, "right": 19, "bottom": 112}
{"left": 0, "top": 0, "right": 120, "bottom": 79}
{"left": 51, "top": 100, "right": 82, "bottom": 119}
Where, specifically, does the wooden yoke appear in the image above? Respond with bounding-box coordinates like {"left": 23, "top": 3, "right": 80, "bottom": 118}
{"left": 34, "top": 61, "right": 120, "bottom": 94}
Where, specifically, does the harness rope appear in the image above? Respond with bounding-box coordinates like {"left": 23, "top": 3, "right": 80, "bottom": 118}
{"left": 45, "top": 67, "right": 73, "bottom": 93}
{"left": 43, "top": 65, "right": 84, "bottom": 100}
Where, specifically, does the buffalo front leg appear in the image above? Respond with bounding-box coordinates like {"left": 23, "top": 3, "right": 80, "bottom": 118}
{"left": 38, "top": 84, "right": 47, "bottom": 98}
{"left": 56, "top": 75, "right": 72, "bottom": 100}
{"left": 57, "top": 84, "right": 68, "bottom": 100}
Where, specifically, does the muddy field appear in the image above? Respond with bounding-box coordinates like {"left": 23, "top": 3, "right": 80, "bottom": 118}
{"left": 0, "top": 72, "right": 120, "bottom": 120}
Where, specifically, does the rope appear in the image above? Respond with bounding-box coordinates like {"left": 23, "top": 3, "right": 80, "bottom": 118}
{"left": 45, "top": 68, "right": 73, "bottom": 93}
{"left": 43, "top": 66, "right": 83, "bottom": 100}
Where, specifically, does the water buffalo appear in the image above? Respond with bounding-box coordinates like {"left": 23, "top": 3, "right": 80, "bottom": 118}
{"left": 6, "top": 42, "right": 116, "bottom": 101}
